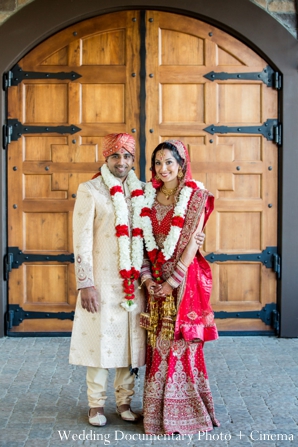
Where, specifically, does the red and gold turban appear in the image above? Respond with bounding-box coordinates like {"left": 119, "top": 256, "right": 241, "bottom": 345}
{"left": 102, "top": 133, "right": 135, "bottom": 158}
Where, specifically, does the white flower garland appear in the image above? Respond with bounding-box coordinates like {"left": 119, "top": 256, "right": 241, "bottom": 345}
{"left": 126, "top": 172, "right": 145, "bottom": 272}
{"left": 142, "top": 181, "right": 203, "bottom": 260}
{"left": 101, "top": 164, "right": 144, "bottom": 311}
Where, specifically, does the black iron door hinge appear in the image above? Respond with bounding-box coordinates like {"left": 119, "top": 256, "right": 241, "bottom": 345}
{"left": 204, "top": 65, "right": 282, "bottom": 89}
{"left": 3, "top": 119, "right": 81, "bottom": 149}
{"left": 204, "top": 119, "right": 282, "bottom": 145}
{"left": 7, "top": 304, "right": 75, "bottom": 330}
{"left": 214, "top": 303, "right": 280, "bottom": 334}
{"left": 3, "top": 63, "right": 81, "bottom": 90}
{"left": 205, "top": 246, "right": 281, "bottom": 279}
{"left": 215, "top": 303, "right": 275, "bottom": 324}
{"left": 4, "top": 252, "right": 13, "bottom": 281}
{"left": 5, "top": 247, "right": 74, "bottom": 280}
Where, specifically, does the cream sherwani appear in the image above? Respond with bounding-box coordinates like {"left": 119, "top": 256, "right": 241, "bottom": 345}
{"left": 69, "top": 175, "right": 146, "bottom": 369}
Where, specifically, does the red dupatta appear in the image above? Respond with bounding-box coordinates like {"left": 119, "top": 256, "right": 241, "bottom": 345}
{"left": 173, "top": 191, "right": 218, "bottom": 342}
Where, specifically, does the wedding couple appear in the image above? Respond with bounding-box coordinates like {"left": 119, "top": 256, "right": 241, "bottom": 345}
{"left": 69, "top": 133, "right": 220, "bottom": 435}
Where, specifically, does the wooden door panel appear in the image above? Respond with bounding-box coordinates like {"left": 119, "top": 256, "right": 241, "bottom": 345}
{"left": 161, "top": 30, "right": 204, "bottom": 65}
{"left": 82, "top": 84, "right": 125, "bottom": 123}
{"left": 161, "top": 84, "right": 205, "bottom": 124}
{"left": 82, "top": 30, "right": 126, "bottom": 65}
{"left": 145, "top": 11, "right": 278, "bottom": 332}
{"left": 24, "top": 212, "right": 68, "bottom": 251}
{"left": 7, "top": 11, "right": 141, "bottom": 333}
{"left": 211, "top": 262, "right": 262, "bottom": 304}
{"left": 218, "top": 84, "right": 262, "bottom": 122}
{"left": 26, "top": 265, "right": 69, "bottom": 303}
{"left": 24, "top": 84, "right": 68, "bottom": 123}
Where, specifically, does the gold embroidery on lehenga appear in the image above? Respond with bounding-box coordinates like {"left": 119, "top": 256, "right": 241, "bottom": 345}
{"left": 144, "top": 336, "right": 217, "bottom": 434}
{"left": 145, "top": 338, "right": 171, "bottom": 399}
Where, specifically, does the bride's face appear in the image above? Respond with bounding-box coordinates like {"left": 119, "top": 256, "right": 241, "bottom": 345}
{"left": 154, "top": 149, "right": 180, "bottom": 184}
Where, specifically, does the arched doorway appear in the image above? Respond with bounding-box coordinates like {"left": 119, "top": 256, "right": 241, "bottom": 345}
{"left": 5, "top": 10, "right": 278, "bottom": 334}
{"left": 1, "top": 0, "right": 298, "bottom": 338}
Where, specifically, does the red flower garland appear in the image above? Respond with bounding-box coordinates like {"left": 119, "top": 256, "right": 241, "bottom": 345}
{"left": 132, "top": 228, "right": 143, "bottom": 237}
{"left": 131, "top": 189, "right": 144, "bottom": 198}
{"left": 120, "top": 267, "right": 140, "bottom": 300}
{"left": 140, "top": 207, "right": 152, "bottom": 217}
{"left": 115, "top": 224, "right": 129, "bottom": 237}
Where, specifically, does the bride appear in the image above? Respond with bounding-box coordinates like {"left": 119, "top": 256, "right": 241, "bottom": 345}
{"left": 139, "top": 140, "right": 220, "bottom": 435}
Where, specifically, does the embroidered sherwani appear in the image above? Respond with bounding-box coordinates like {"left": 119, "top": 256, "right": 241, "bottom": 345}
{"left": 69, "top": 175, "right": 146, "bottom": 369}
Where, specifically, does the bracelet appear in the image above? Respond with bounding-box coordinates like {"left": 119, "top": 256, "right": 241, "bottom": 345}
{"left": 166, "top": 276, "right": 179, "bottom": 289}
{"left": 138, "top": 275, "right": 152, "bottom": 289}
{"left": 166, "top": 260, "right": 188, "bottom": 289}
{"left": 178, "top": 258, "right": 188, "bottom": 271}
{"left": 140, "top": 262, "right": 152, "bottom": 278}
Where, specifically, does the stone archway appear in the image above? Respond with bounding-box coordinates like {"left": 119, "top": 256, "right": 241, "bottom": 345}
{"left": 0, "top": 0, "right": 298, "bottom": 338}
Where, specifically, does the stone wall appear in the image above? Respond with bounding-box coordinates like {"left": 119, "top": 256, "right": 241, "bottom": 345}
{"left": 0, "top": 0, "right": 297, "bottom": 37}
{"left": 0, "top": 0, "right": 33, "bottom": 24}
{"left": 251, "top": 0, "right": 297, "bottom": 37}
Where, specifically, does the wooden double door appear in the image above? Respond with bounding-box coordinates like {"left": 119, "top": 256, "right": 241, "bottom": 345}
{"left": 6, "top": 10, "right": 278, "bottom": 334}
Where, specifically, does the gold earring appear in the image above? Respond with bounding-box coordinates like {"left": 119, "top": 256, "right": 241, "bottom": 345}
{"left": 178, "top": 168, "right": 183, "bottom": 179}
{"left": 155, "top": 173, "right": 160, "bottom": 180}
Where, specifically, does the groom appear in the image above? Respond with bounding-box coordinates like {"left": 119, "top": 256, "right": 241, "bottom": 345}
{"left": 69, "top": 133, "right": 146, "bottom": 426}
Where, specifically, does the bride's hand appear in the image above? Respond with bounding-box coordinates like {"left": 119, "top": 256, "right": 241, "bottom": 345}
{"left": 155, "top": 281, "right": 173, "bottom": 298}
{"left": 145, "top": 278, "right": 162, "bottom": 296}
{"left": 194, "top": 231, "right": 205, "bottom": 248}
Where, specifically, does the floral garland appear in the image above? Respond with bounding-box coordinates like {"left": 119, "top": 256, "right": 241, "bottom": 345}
{"left": 141, "top": 180, "right": 204, "bottom": 283}
{"left": 100, "top": 164, "right": 144, "bottom": 311}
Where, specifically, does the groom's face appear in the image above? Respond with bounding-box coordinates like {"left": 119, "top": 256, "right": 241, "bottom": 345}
{"left": 106, "top": 149, "right": 134, "bottom": 182}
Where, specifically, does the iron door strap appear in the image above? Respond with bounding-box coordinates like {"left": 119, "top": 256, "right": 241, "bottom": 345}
{"left": 3, "top": 119, "right": 81, "bottom": 148}
{"left": 214, "top": 303, "right": 280, "bottom": 334}
{"left": 205, "top": 246, "right": 281, "bottom": 279}
{"left": 214, "top": 303, "right": 276, "bottom": 323}
{"left": 4, "top": 63, "right": 82, "bottom": 89}
{"left": 203, "top": 65, "right": 281, "bottom": 89}
{"left": 203, "top": 119, "right": 281, "bottom": 144}
{"left": 6, "top": 247, "right": 74, "bottom": 272}
{"left": 7, "top": 304, "right": 75, "bottom": 330}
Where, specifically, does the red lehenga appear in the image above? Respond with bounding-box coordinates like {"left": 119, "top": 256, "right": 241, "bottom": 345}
{"left": 143, "top": 189, "right": 220, "bottom": 435}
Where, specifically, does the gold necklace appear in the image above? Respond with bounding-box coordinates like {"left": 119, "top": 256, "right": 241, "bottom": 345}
{"left": 161, "top": 184, "right": 178, "bottom": 200}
